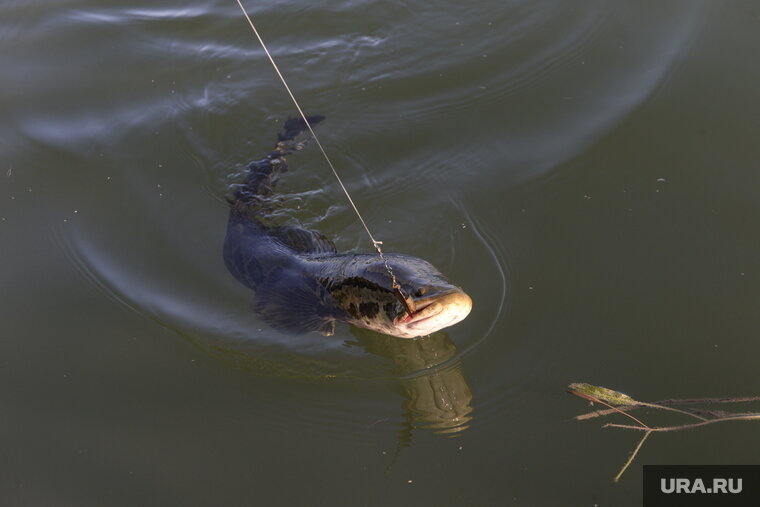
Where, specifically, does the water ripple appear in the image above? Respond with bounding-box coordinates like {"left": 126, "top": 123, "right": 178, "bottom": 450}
{"left": 12, "top": 0, "right": 708, "bottom": 439}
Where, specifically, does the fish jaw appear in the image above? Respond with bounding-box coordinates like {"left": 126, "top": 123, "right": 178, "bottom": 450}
{"left": 390, "top": 290, "right": 473, "bottom": 338}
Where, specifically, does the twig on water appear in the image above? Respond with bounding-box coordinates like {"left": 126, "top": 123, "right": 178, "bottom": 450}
{"left": 614, "top": 430, "right": 651, "bottom": 483}
{"left": 575, "top": 395, "right": 760, "bottom": 421}
{"left": 567, "top": 383, "right": 760, "bottom": 482}
{"left": 605, "top": 414, "right": 760, "bottom": 432}
{"left": 568, "top": 387, "right": 650, "bottom": 430}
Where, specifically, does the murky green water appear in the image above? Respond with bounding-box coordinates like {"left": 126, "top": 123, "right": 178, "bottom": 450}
{"left": 3, "top": 0, "right": 760, "bottom": 505}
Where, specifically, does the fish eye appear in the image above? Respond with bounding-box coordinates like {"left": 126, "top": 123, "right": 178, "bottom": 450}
{"left": 414, "top": 288, "right": 427, "bottom": 297}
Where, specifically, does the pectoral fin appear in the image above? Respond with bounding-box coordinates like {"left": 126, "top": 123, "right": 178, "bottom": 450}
{"left": 251, "top": 270, "right": 341, "bottom": 336}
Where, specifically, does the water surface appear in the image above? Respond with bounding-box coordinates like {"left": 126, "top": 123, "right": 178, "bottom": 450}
{"left": 3, "top": 0, "right": 760, "bottom": 505}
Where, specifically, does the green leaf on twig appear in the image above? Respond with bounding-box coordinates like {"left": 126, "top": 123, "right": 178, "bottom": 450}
{"left": 568, "top": 383, "right": 639, "bottom": 406}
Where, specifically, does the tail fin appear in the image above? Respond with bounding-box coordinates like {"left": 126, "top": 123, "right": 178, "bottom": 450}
{"left": 278, "top": 115, "right": 325, "bottom": 143}
{"left": 230, "top": 115, "right": 326, "bottom": 211}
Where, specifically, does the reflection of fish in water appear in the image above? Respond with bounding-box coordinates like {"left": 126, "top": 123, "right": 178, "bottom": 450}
{"left": 223, "top": 116, "right": 472, "bottom": 338}
{"left": 355, "top": 329, "right": 473, "bottom": 435}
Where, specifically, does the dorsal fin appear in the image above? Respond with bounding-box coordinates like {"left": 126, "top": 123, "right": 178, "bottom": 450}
{"left": 268, "top": 225, "right": 338, "bottom": 254}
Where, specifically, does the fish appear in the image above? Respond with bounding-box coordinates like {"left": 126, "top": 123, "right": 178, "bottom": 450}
{"left": 223, "top": 116, "right": 472, "bottom": 338}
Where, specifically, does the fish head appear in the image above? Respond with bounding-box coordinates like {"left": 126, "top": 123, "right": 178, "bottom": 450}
{"left": 391, "top": 286, "right": 473, "bottom": 339}
{"left": 336, "top": 254, "right": 473, "bottom": 338}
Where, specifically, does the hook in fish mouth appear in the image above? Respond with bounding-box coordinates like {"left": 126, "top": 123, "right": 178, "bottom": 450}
{"left": 392, "top": 290, "right": 473, "bottom": 338}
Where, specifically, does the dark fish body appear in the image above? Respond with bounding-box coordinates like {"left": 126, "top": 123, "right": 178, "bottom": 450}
{"left": 223, "top": 117, "right": 472, "bottom": 338}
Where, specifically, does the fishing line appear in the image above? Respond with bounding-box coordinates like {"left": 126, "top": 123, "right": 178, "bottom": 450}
{"left": 233, "top": 0, "right": 416, "bottom": 317}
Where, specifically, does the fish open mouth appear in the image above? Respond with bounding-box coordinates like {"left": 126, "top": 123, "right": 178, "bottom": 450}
{"left": 383, "top": 290, "right": 472, "bottom": 338}
{"left": 398, "top": 298, "right": 438, "bottom": 324}
{"left": 394, "top": 290, "right": 472, "bottom": 330}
